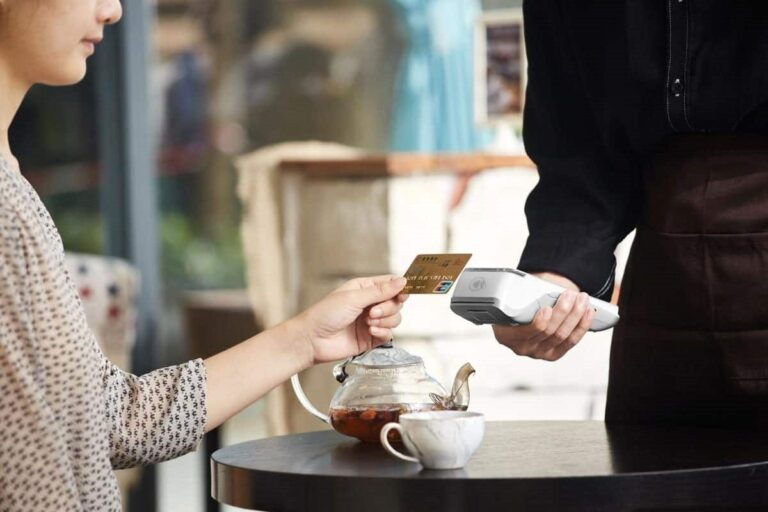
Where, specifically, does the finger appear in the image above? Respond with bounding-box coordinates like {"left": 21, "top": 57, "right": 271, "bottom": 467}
{"left": 493, "top": 306, "right": 553, "bottom": 342}
{"left": 369, "top": 326, "right": 392, "bottom": 341}
{"left": 369, "top": 299, "right": 403, "bottom": 319}
{"left": 526, "top": 290, "right": 579, "bottom": 347}
{"left": 534, "top": 292, "right": 589, "bottom": 357}
{"left": 493, "top": 308, "right": 552, "bottom": 356}
{"left": 523, "top": 306, "right": 555, "bottom": 340}
{"left": 397, "top": 293, "right": 410, "bottom": 303}
{"left": 370, "top": 336, "right": 390, "bottom": 349}
{"left": 554, "top": 293, "right": 590, "bottom": 338}
{"left": 546, "top": 307, "right": 594, "bottom": 361}
{"left": 368, "top": 274, "right": 404, "bottom": 284}
{"left": 369, "top": 312, "right": 402, "bottom": 329}
{"left": 336, "top": 274, "right": 402, "bottom": 293}
{"left": 359, "top": 274, "right": 406, "bottom": 288}
{"left": 346, "top": 277, "right": 407, "bottom": 309}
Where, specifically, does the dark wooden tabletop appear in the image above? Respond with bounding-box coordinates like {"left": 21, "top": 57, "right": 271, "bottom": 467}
{"left": 211, "top": 421, "right": 768, "bottom": 512}
{"left": 278, "top": 153, "right": 535, "bottom": 177}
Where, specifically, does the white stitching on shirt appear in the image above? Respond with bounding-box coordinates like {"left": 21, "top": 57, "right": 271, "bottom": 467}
{"left": 665, "top": 0, "right": 677, "bottom": 131}
{"left": 594, "top": 260, "right": 617, "bottom": 298}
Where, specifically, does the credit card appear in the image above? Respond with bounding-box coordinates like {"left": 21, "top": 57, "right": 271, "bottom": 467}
{"left": 402, "top": 254, "right": 472, "bottom": 294}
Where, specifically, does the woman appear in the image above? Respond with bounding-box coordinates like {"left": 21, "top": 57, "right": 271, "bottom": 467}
{"left": 494, "top": 1, "right": 768, "bottom": 426}
{"left": 0, "top": 1, "right": 407, "bottom": 510}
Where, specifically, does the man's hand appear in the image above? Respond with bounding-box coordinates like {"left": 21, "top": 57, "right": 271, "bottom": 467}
{"left": 492, "top": 272, "right": 594, "bottom": 361}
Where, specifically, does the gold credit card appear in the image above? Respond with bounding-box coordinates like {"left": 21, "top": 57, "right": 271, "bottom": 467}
{"left": 402, "top": 254, "right": 472, "bottom": 294}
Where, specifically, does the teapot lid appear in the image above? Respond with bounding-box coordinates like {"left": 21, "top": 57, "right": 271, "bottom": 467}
{"left": 349, "top": 340, "right": 423, "bottom": 368}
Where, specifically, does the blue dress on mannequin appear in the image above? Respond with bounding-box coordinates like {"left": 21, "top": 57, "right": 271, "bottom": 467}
{"left": 389, "top": 0, "right": 487, "bottom": 152}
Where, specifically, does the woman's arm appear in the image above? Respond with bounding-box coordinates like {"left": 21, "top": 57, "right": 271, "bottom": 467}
{"left": 202, "top": 318, "right": 309, "bottom": 432}
{"left": 203, "top": 275, "right": 407, "bottom": 431}
{"left": 103, "top": 275, "right": 406, "bottom": 467}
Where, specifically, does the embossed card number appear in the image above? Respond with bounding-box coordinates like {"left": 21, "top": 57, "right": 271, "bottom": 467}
{"left": 402, "top": 254, "right": 472, "bottom": 294}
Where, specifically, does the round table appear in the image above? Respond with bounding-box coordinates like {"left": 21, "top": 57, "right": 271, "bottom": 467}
{"left": 211, "top": 421, "right": 768, "bottom": 511}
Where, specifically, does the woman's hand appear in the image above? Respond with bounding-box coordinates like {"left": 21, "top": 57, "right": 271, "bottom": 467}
{"left": 492, "top": 272, "right": 594, "bottom": 361}
{"left": 204, "top": 275, "right": 408, "bottom": 430}
{"left": 296, "top": 275, "right": 409, "bottom": 364}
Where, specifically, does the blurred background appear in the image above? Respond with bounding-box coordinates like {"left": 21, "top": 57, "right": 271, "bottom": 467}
{"left": 9, "top": 0, "right": 632, "bottom": 510}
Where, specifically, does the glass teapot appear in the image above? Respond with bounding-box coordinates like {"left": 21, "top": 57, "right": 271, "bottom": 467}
{"left": 291, "top": 340, "right": 475, "bottom": 442}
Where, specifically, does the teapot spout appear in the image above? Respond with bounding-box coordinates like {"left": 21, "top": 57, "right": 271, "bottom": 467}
{"left": 429, "top": 362, "right": 476, "bottom": 411}
{"left": 450, "top": 362, "right": 476, "bottom": 410}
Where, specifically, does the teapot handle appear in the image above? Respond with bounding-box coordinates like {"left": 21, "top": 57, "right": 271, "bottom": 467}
{"left": 290, "top": 374, "right": 330, "bottom": 424}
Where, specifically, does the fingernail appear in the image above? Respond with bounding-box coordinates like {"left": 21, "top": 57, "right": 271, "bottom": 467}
{"left": 371, "top": 307, "right": 382, "bottom": 318}
{"left": 394, "top": 277, "right": 407, "bottom": 288}
{"left": 579, "top": 293, "right": 589, "bottom": 306}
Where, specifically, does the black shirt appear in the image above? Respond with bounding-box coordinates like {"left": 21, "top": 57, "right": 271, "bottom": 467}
{"left": 517, "top": 0, "right": 768, "bottom": 300}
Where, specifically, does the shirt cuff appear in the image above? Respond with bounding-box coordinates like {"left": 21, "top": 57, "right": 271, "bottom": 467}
{"left": 518, "top": 234, "right": 616, "bottom": 301}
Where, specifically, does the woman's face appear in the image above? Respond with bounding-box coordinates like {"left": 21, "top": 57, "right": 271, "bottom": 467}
{"left": 0, "top": 0, "right": 122, "bottom": 86}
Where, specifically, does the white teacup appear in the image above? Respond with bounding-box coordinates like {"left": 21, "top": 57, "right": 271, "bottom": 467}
{"left": 379, "top": 411, "right": 485, "bottom": 470}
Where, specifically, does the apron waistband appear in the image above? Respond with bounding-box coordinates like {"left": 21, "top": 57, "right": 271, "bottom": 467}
{"left": 642, "top": 134, "right": 768, "bottom": 235}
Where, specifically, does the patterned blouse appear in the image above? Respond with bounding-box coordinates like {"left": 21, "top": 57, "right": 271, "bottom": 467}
{"left": 0, "top": 158, "right": 208, "bottom": 511}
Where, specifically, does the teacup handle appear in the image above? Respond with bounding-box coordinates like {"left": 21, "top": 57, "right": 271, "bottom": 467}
{"left": 380, "top": 423, "right": 420, "bottom": 464}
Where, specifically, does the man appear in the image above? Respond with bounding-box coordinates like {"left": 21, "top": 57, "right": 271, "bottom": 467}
{"left": 495, "top": 0, "right": 768, "bottom": 426}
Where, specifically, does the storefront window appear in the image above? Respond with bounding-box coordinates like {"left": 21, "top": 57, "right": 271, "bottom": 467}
{"left": 152, "top": 0, "right": 403, "bottom": 295}
{"left": 11, "top": 74, "right": 104, "bottom": 254}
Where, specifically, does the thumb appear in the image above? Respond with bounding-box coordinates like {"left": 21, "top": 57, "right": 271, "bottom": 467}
{"left": 346, "top": 277, "right": 407, "bottom": 309}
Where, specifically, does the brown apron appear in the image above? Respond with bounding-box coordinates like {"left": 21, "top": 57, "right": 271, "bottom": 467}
{"left": 606, "top": 135, "right": 768, "bottom": 426}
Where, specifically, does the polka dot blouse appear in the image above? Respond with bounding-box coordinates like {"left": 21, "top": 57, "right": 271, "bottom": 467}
{"left": 0, "top": 158, "right": 208, "bottom": 511}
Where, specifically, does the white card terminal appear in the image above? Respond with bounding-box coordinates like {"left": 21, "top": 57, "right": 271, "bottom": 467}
{"left": 450, "top": 268, "right": 619, "bottom": 332}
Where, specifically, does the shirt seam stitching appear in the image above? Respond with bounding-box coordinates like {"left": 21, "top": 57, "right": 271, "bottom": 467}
{"left": 594, "top": 261, "right": 616, "bottom": 298}
{"left": 666, "top": 0, "right": 677, "bottom": 132}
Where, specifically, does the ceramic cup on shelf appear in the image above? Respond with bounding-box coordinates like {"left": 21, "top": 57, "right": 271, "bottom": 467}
{"left": 379, "top": 410, "right": 485, "bottom": 470}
